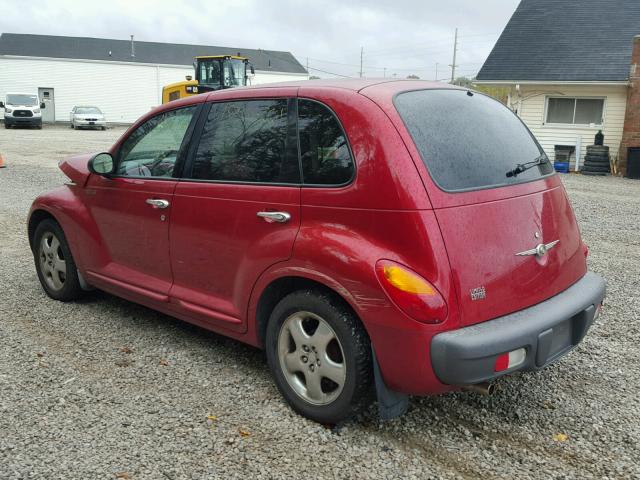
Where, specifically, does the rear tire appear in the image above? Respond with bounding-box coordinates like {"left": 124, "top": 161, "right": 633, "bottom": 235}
{"left": 265, "top": 290, "right": 373, "bottom": 424}
{"left": 33, "top": 219, "right": 83, "bottom": 302}
{"left": 4, "top": 123, "right": 9, "bottom": 129}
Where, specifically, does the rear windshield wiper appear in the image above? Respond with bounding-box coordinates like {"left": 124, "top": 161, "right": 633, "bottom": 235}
{"left": 506, "top": 155, "right": 549, "bottom": 178}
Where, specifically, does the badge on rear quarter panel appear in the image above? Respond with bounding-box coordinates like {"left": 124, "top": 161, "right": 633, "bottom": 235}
{"left": 470, "top": 286, "right": 486, "bottom": 301}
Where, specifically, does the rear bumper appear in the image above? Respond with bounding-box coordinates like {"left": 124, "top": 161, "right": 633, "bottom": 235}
{"left": 431, "top": 271, "right": 606, "bottom": 385}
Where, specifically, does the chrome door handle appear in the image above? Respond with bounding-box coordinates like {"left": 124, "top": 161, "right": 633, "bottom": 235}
{"left": 146, "top": 198, "right": 170, "bottom": 209}
{"left": 257, "top": 211, "right": 291, "bottom": 223}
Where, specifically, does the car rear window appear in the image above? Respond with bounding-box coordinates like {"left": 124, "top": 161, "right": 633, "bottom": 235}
{"left": 394, "top": 89, "right": 554, "bottom": 192}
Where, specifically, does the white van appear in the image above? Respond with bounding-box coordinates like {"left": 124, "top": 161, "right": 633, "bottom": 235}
{"left": 1, "top": 92, "right": 45, "bottom": 129}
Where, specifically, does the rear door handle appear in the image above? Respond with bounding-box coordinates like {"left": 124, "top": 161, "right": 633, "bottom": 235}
{"left": 257, "top": 211, "right": 291, "bottom": 223}
{"left": 146, "top": 198, "right": 170, "bottom": 209}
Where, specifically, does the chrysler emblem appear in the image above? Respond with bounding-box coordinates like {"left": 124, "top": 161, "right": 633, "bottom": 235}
{"left": 515, "top": 240, "right": 560, "bottom": 258}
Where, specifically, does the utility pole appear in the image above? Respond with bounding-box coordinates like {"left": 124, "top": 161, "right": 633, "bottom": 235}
{"left": 383, "top": 67, "right": 387, "bottom": 78}
{"left": 306, "top": 57, "right": 309, "bottom": 79}
{"left": 449, "top": 28, "right": 458, "bottom": 83}
{"left": 359, "top": 47, "right": 364, "bottom": 78}
{"left": 435, "top": 62, "right": 439, "bottom": 81}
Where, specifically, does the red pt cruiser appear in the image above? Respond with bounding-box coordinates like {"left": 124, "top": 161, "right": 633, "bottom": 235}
{"left": 29, "top": 79, "right": 605, "bottom": 423}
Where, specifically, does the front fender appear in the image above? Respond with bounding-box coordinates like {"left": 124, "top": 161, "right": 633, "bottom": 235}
{"left": 28, "top": 185, "right": 107, "bottom": 273}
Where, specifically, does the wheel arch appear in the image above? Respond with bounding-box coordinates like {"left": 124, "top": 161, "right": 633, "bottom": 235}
{"left": 253, "top": 274, "right": 368, "bottom": 349}
{"left": 28, "top": 209, "right": 60, "bottom": 250}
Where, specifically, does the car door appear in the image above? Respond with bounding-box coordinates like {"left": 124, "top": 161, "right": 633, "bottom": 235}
{"left": 168, "top": 96, "right": 301, "bottom": 332}
{"left": 83, "top": 105, "right": 199, "bottom": 303}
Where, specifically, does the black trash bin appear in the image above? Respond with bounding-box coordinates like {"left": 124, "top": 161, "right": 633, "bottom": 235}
{"left": 628, "top": 148, "right": 640, "bottom": 179}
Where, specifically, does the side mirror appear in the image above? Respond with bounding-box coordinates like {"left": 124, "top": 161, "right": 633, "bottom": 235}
{"left": 0, "top": 101, "right": 4, "bottom": 109}
{"left": 40, "top": 102, "right": 46, "bottom": 109}
{"left": 88, "top": 152, "right": 115, "bottom": 176}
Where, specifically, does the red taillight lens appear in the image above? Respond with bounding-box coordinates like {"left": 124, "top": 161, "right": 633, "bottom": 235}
{"left": 582, "top": 241, "right": 589, "bottom": 258}
{"left": 375, "top": 260, "right": 448, "bottom": 323}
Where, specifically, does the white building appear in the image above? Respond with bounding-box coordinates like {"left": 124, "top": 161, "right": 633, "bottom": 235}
{"left": 0, "top": 33, "right": 309, "bottom": 124}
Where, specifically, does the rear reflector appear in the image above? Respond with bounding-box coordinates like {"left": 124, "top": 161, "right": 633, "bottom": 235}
{"left": 494, "top": 348, "right": 526, "bottom": 372}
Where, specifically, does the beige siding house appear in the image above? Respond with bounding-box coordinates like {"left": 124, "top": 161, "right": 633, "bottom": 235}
{"left": 508, "top": 83, "right": 628, "bottom": 169}
{"left": 476, "top": 0, "right": 640, "bottom": 175}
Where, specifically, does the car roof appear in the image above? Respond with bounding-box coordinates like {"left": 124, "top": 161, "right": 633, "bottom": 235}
{"left": 147, "top": 78, "right": 462, "bottom": 123}
{"left": 240, "top": 78, "right": 454, "bottom": 93}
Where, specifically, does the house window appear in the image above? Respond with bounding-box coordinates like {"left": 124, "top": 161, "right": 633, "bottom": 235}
{"left": 546, "top": 97, "right": 604, "bottom": 125}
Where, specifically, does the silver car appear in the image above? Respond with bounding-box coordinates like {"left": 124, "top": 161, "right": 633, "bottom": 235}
{"left": 70, "top": 106, "right": 107, "bottom": 130}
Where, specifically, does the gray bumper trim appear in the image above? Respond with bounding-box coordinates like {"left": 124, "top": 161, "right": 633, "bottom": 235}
{"left": 431, "top": 272, "right": 606, "bottom": 385}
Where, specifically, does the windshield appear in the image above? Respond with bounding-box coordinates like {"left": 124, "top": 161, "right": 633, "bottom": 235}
{"left": 6, "top": 94, "right": 38, "bottom": 106}
{"left": 198, "top": 59, "right": 222, "bottom": 86}
{"left": 223, "top": 59, "right": 246, "bottom": 87}
{"left": 394, "top": 89, "right": 554, "bottom": 192}
{"left": 75, "top": 107, "right": 102, "bottom": 114}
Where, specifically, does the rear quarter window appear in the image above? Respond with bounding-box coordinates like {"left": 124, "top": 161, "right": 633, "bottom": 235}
{"left": 394, "top": 89, "right": 554, "bottom": 192}
{"left": 298, "top": 99, "right": 354, "bottom": 185}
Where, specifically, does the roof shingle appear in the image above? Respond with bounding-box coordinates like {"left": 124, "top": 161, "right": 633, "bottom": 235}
{"left": 476, "top": 0, "right": 640, "bottom": 82}
{"left": 0, "top": 33, "right": 307, "bottom": 74}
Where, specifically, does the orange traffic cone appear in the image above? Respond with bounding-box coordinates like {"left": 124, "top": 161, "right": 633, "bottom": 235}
{"left": 0, "top": 153, "right": 5, "bottom": 168}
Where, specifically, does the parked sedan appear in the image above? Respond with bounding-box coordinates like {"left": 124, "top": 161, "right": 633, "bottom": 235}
{"left": 70, "top": 106, "right": 106, "bottom": 130}
{"left": 29, "top": 80, "right": 605, "bottom": 424}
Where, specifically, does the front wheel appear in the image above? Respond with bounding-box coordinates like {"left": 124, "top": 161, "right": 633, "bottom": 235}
{"left": 33, "top": 219, "right": 82, "bottom": 301}
{"left": 265, "top": 290, "right": 373, "bottom": 424}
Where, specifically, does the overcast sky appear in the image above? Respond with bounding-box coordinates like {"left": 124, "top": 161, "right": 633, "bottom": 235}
{"left": 0, "top": 0, "right": 520, "bottom": 80}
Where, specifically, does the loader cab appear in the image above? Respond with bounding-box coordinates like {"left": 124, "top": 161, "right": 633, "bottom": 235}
{"left": 162, "top": 55, "right": 253, "bottom": 104}
{"left": 196, "top": 55, "right": 250, "bottom": 90}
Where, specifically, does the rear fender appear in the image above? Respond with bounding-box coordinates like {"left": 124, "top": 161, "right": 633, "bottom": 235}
{"left": 246, "top": 211, "right": 458, "bottom": 395}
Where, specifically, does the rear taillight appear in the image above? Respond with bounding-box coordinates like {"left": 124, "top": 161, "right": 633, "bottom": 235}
{"left": 375, "top": 260, "right": 447, "bottom": 323}
{"left": 582, "top": 241, "right": 589, "bottom": 258}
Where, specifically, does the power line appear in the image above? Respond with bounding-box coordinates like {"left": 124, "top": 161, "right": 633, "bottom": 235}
{"left": 361, "top": 32, "right": 499, "bottom": 56}
{"left": 306, "top": 66, "right": 353, "bottom": 78}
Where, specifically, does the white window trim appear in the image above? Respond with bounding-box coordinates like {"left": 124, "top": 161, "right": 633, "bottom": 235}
{"left": 543, "top": 96, "right": 606, "bottom": 128}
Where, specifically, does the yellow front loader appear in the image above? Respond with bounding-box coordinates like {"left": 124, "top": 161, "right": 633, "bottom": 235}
{"left": 162, "top": 55, "right": 253, "bottom": 103}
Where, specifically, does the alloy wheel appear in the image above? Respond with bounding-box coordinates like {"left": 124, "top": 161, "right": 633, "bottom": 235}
{"left": 277, "top": 311, "right": 347, "bottom": 405}
{"left": 39, "top": 232, "right": 67, "bottom": 291}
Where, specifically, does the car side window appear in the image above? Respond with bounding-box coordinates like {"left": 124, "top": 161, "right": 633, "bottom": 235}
{"left": 116, "top": 106, "right": 197, "bottom": 178}
{"left": 298, "top": 99, "right": 354, "bottom": 185}
{"left": 190, "top": 99, "right": 299, "bottom": 183}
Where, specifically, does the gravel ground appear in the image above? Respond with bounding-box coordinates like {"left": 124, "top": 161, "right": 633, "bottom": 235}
{"left": 1, "top": 125, "right": 639, "bottom": 479}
